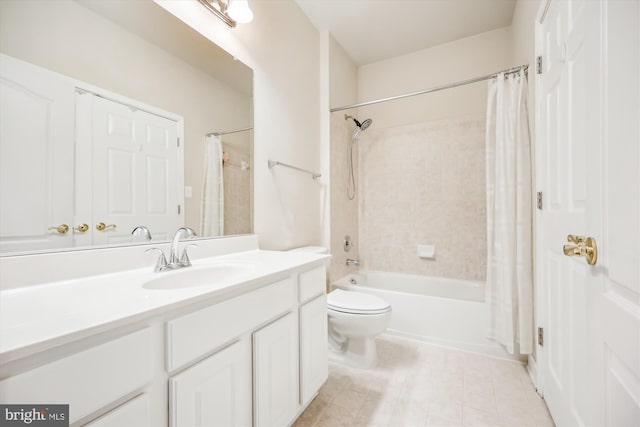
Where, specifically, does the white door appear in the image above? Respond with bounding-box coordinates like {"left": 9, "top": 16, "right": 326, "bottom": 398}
{"left": 253, "top": 312, "right": 298, "bottom": 427}
{"left": 536, "top": 1, "right": 640, "bottom": 426}
{"left": 299, "top": 294, "right": 328, "bottom": 406}
{"left": 591, "top": 1, "right": 640, "bottom": 425}
{"left": 76, "top": 92, "right": 183, "bottom": 246}
{"left": 0, "top": 54, "right": 75, "bottom": 253}
{"left": 169, "top": 339, "right": 252, "bottom": 427}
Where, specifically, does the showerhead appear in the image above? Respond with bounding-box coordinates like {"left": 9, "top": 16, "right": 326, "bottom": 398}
{"left": 359, "top": 118, "right": 372, "bottom": 131}
{"left": 344, "top": 114, "right": 373, "bottom": 131}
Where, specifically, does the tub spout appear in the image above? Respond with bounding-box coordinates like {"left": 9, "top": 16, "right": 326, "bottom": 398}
{"left": 346, "top": 258, "right": 360, "bottom": 267}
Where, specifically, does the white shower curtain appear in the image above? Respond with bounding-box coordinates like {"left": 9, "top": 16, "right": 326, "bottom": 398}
{"left": 485, "top": 69, "right": 533, "bottom": 355}
{"left": 200, "top": 135, "right": 224, "bottom": 236}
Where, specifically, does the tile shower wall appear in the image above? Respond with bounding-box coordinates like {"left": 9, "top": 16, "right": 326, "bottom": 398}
{"left": 223, "top": 143, "right": 252, "bottom": 235}
{"left": 330, "top": 114, "right": 360, "bottom": 281}
{"left": 358, "top": 115, "right": 487, "bottom": 281}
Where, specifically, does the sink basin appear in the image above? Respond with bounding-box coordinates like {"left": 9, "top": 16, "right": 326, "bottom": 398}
{"left": 143, "top": 263, "right": 253, "bottom": 290}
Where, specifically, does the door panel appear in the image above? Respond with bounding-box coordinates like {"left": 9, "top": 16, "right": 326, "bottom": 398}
{"left": 78, "top": 93, "right": 183, "bottom": 245}
{"left": 537, "top": 0, "right": 640, "bottom": 425}
{"left": 0, "top": 54, "right": 75, "bottom": 253}
{"left": 538, "top": 1, "right": 592, "bottom": 425}
{"left": 598, "top": 1, "right": 640, "bottom": 425}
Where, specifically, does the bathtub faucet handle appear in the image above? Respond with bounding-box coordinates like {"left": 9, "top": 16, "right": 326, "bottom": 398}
{"left": 346, "top": 258, "right": 360, "bottom": 267}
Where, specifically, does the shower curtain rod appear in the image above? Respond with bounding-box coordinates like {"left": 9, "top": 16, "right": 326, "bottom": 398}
{"left": 206, "top": 126, "right": 253, "bottom": 137}
{"left": 330, "top": 64, "right": 528, "bottom": 113}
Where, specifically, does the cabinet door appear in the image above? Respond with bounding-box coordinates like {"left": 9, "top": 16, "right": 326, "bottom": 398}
{"left": 253, "top": 312, "right": 298, "bottom": 427}
{"left": 169, "top": 339, "right": 251, "bottom": 427}
{"left": 299, "top": 295, "right": 328, "bottom": 405}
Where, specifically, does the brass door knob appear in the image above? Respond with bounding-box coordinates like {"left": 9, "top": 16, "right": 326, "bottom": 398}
{"left": 48, "top": 224, "right": 69, "bottom": 234}
{"left": 563, "top": 235, "right": 597, "bottom": 265}
{"left": 96, "top": 222, "right": 117, "bottom": 231}
{"left": 74, "top": 223, "right": 89, "bottom": 233}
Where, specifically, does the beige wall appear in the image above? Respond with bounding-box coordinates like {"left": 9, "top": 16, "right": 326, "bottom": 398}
{"left": 512, "top": 0, "right": 539, "bottom": 150}
{"left": 327, "top": 35, "right": 360, "bottom": 281}
{"left": 0, "top": 0, "right": 253, "bottom": 235}
{"left": 358, "top": 27, "right": 515, "bottom": 128}
{"left": 355, "top": 27, "right": 516, "bottom": 280}
{"left": 158, "top": 0, "right": 322, "bottom": 250}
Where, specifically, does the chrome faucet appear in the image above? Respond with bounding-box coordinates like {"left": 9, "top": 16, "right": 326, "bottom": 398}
{"left": 346, "top": 258, "right": 360, "bottom": 267}
{"left": 131, "top": 225, "right": 152, "bottom": 241}
{"left": 146, "top": 227, "right": 197, "bottom": 272}
{"left": 169, "top": 227, "right": 197, "bottom": 267}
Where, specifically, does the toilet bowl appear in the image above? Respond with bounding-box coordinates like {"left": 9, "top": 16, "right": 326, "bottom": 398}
{"left": 327, "top": 288, "right": 391, "bottom": 369}
{"left": 286, "top": 246, "right": 391, "bottom": 369}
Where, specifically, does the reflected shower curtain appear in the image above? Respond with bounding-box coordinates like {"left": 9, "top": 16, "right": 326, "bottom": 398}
{"left": 200, "top": 135, "right": 224, "bottom": 236}
{"left": 485, "top": 69, "right": 533, "bottom": 355}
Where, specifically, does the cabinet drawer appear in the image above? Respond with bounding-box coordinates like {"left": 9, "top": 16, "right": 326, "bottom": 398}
{"left": 299, "top": 265, "right": 326, "bottom": 303}
{"left": 0, "top": 328, "right": 152, "bottom": 424}
{"left": 167, "top": 278, "right": 295, "bottom": 372}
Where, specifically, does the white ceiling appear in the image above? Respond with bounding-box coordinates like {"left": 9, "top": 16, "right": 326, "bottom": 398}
{"left": 295, "top": 0, "right": 517, "bottom": 65}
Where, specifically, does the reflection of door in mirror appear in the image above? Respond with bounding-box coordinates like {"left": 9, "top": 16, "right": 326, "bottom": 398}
{"left": 0, "top": 54, "right": 185, "bottom": 254}
{"left": 0, "top": 55, "right": 75, "bottom": 253}
{"left": 0, "top": 0, "right": 254, "bottom": 254}
{"left": 75, "top": 93, "right": 184, "bottom": 247}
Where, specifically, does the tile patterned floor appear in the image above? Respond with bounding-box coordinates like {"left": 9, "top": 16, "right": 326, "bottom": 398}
{"left": 294, "top": 336, "right": 555, "bottom": 427}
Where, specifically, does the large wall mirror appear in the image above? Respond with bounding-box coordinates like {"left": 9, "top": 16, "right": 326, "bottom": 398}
{"left": 0, "top": 0, "right": 253, "bottom": 255}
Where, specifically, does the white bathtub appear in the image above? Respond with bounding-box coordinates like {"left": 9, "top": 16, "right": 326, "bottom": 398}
{"left": 333, "top": 272, "right": 524, "bottom": 361}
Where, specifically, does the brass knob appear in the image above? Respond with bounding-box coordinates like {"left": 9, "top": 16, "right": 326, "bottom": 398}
{"left": 567, "top": 234, "right": 585, "bottom": 244}
{"left": 562, "top": 235, "right": 597, "bottom": 265}
{"left": 48, "top": 224, "right": 69, "bottom": 234}
{"left": 74, "top": 223, "right": 89, "bottom": 233}
{"left": 96, "top": 222, "right": 117, "bottom": 231}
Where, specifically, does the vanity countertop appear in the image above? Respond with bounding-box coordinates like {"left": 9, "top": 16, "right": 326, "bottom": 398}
{"left": 0, "top": 249, "right": 328, "bottom": 364}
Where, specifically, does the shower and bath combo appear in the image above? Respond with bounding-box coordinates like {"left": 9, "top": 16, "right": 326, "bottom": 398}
{"left": 344, "top": 114, "right": 372, "bottom": 200}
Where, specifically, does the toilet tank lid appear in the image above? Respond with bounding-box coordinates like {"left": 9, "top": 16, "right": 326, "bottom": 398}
{"left": 288, "top": 246, "right": 328, "bottom": 254}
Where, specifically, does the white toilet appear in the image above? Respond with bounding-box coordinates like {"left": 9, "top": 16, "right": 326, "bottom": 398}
{"left": 327, "top": 288, "right": 391, "bottom": 369}
{"left": 287, "top": 246, "right": 391, "bottom": 369}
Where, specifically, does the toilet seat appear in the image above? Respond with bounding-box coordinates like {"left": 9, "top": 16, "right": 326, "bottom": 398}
{"left": 328, "top": 289, "right": 391, "bottom": 315}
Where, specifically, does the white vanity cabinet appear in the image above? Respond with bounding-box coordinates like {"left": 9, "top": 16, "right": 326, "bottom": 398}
{"left": 299, "top": 294, "right": 329, "bottom": 406}
{"left": 0, "top": 328, "right": 153, "bottom": 425}
{"left": 253, "top": 313, "right": 299, "bottom": 427}
{"left": 0, "top": 255, "right": 328, "bottom": 427}
{"left": 298, "top": 266, "right": 329, "bottom": 407}
{"left": 169, "top": 340, "right": 252, "bottom": 427}
{"left": 85, "top": 394, "right": 152, "bottom": 427}
{"left": 167, "top": 264, "right": 328, "bottom": 427}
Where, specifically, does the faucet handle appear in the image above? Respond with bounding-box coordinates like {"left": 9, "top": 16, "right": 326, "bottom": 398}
{"left": 145, "top": 247, "right": 169, "bottom": 272}
{"left": 180, "top": 244, "right": 199, "bottom": 267}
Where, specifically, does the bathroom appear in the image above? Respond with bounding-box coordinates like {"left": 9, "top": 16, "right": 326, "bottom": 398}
{"left": 0, "top": 1, "right": 638, "bottom": 427}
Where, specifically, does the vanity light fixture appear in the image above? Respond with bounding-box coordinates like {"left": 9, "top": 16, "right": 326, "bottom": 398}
{"left": 197, "top": 0, "right": 253, "bottom": 28}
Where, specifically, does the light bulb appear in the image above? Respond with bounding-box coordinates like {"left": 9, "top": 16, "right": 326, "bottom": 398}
{"left": 227, "top": 0, "right": 253, "bottom": 24}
